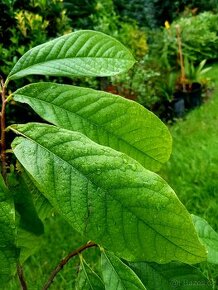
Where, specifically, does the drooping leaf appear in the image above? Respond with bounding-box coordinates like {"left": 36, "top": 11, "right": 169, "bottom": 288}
{"left": 192, "top": 214, "right": 218, "bottom": 264}
{"left": 8, "top": 172, "right": 44, "bottom": 262}
{"left": 13, "top": 82, "right": 172, "bottom": 171}
{"left": 8, "top": 167, "right": 53, "bottom": 262}
{"left": 7, "top": 30, "right": 135, "bottom": 81}
{"left": 128, "top": 261, "right": 212, "bottom": 290}
{"left": 19, "top": 166, "right": 54, "bottom": 221}
{"left": 0, "top": 178, "right": 18, "bottom": 284}
{"left": 11, "top": 123, "right": 206, "bottom": 264}
{"left": 9, "top": 172, "right": 44, "bottom": 236}
{"left": 101, "top": 250, "right": 146, "bottom": 290}
{"left": 75, "top": 257, "right": 104, "bottom": 290}
{"left": 16, "top": 228, "right": 43, "bottom": 264}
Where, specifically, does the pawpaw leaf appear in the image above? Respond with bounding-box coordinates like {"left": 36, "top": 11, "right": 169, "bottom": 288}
{"left": 128, "top": 261, "right": 212, "bottom": 290}
{"left": 11, "top": 123, "right": 206, "bottom": 264}
{"left": 192, "top": 214, "right": 218, "bottom": 265}
{"left": 101, "top": 250, "right": 146, "bottom": 290}
{"left": 7, "top": 30, "right": 135, "bottom": 81}
{"left": 13, "top": 82, "right": 172, "bottom": 171}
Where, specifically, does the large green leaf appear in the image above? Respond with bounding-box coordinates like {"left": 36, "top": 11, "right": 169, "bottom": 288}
{"left": 7, "top": 30, "right": 135, "bottom": 81}
{"left": 75, "top": 257, "right": 104, "bottom": 290}
{"left": 11, "top": 123, "right": 206, "bottom": 264}
{"left": 13, "top": 82, "right": 172, "bottom": 171}
{"left": 192, "top": 214, "right": 218, "bottom": 264}
{"left": 128, "top": 261, "right": 212, "bottom": 290}
{"left": 101, "top": 250, "right": 146, "bottom": 290}
{"left": 0, "top": 177, "right": 18, "bottom": 284}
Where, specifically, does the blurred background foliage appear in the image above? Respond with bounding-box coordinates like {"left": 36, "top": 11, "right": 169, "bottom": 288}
{"left": 1, "top": 0, "right": 218, "bottom": 118}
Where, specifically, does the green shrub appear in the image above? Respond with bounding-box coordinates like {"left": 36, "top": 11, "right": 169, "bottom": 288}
{"left": 157, "top": 12, "right": 218, "bottom": 66}
{"left": 91, "top": 0, "right": 148, "bottom": 59}
{"left": 110, "top": 57, "right": 162, "bottom": 109}
{"left": 117, "top": 21, "right": 148, "bottom": 58}
{"left": 177, "top": 12, "right": 218, "bottom": 61}
{"left": 0, "top": 0, "right": 72, "bottom": 79}
{"left": 113, "top": 0, "right": 218, "bottom": 28}
{"left": 63, "top": 0, "right": 97, "bottom": 29}
{"left": 91, "top": 0, "right": 119, "bottom": 34}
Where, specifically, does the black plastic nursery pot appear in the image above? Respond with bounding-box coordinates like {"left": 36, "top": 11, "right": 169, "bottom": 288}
{"left": 172, "top": 93, "right": 185, "bottom": 118}
{"left": 176, "top": 82, "right": 202, "bottom": 109}
{"left": 157, "top": 95, "right": 185, "bottom": 121}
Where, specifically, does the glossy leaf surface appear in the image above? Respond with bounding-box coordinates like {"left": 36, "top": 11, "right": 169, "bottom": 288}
{"left": 11, "top": 123, "right": 206, "bottom": 263}
{"left": 129, "top": 261, "right": 212, "bottom": 290}
{"left": 14, "top": 82, "right": 172, "bottom": 171}
{"left": 7, "top": 30, "right": 135, "bottom": 80}
{"left": 101, "top": 250, "right": 146, "bottom": 290}
{"left": 192, "top": 214, "right": 218, "bottom": 264}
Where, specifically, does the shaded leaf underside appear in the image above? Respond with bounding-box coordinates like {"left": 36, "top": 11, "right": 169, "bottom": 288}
{"left": 192, "top": 214, "right": 218, "bottom": 265}
{"left": 8, "top": 172, "right": 47, "bottom": 263}
{"left": 101, "top": 250, "right": 146, "bottom": 290}
{"left": 76, "top": 258, "right": 104, "bottom": 290}
{"left": 19, "top": 168, "right": 53, "bottom": 221}
{"left": 129, "top": 261, "right": 212, "bottom": 290}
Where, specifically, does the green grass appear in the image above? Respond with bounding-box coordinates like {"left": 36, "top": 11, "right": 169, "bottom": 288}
{"left": 7, "top": 64, "right": 218, "bottom": 290}
{"left": 8, "top": 215, "right": 101, "bottom": 289}
{"left": 161, "top": 63, "right": 218, "bottom": 289}
{"left": 161, "top": 65, "right": 218, "bottom": 229}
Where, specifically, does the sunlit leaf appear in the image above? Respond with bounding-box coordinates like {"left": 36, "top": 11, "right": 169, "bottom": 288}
{"left": 13, "top": 82, "right": 172, "bottom": 171}
{"left": 7, "top": 30, "right": 135, "bottom": 81}
{"left": 11, "top": 123, "right": 206, "bottom": 264}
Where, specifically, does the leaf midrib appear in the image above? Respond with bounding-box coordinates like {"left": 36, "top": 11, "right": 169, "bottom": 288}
{"left": 14, "top": 94, "right": 163, "bottom": 166}
{"left": 11, "top": 56, "right": 134, "bottom": 75}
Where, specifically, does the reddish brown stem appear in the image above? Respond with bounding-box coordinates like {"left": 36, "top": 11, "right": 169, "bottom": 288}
{"left": 0, "top": 77, "right": 7, "bottom": 181}
{"left": 1, "top": 77, "right": 29, "bottom": 290}
{"left": 17, "top": 264, "right": 28, "bottom": 290}
{"left": 42, "top": 241, "right": 97, "bottom": 290}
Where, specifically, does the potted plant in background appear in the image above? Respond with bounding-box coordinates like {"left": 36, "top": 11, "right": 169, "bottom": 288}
{"left": 161, "top": 71, "right": 185, "bottom": 120}
{"left": 175, "top": 25, "right": 211, "bottom": 109}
